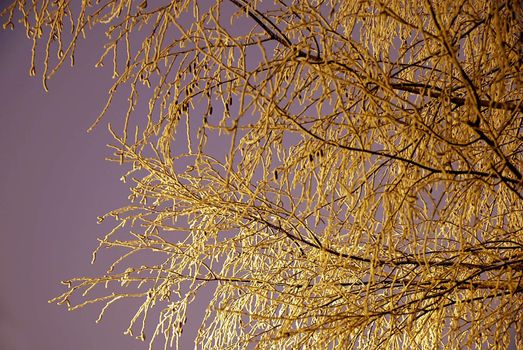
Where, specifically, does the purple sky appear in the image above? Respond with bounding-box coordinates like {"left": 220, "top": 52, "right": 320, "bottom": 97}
{"left": 0, "top": 16, "right": 196, "bottom": 350}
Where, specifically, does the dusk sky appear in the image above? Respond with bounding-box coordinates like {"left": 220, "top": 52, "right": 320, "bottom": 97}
{"left": 0, "top": 16, "right": 191, "bottom": 350}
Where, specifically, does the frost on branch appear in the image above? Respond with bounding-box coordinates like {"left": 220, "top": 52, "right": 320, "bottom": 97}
{"left": 4, "top": 0, "right": 523, "bottom": 349}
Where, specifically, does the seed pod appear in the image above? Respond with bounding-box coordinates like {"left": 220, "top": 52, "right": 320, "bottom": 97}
{"left": 138, "top": 0, "right": 147, "bottom": 10}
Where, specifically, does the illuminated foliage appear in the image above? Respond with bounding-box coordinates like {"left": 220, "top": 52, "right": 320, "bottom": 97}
{"left": 3, "top": 0, "right": 523, "bottom": 348}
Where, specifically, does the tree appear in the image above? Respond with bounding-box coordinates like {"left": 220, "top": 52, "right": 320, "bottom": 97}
{"left": 3, "top": 0, "right": 522, "bottom": 348}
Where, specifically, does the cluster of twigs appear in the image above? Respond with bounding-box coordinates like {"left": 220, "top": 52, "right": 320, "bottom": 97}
{"left": 3, "top": 0, "right": 523, "bottom": 348}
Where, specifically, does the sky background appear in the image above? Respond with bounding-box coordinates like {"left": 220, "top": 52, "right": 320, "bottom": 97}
{"left": 0, "top": 13, "right": 198, "bottom": 350}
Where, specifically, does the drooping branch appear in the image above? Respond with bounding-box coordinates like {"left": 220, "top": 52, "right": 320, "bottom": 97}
{"left": 389, "top": 82, "right": 523, "bottom": 114}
